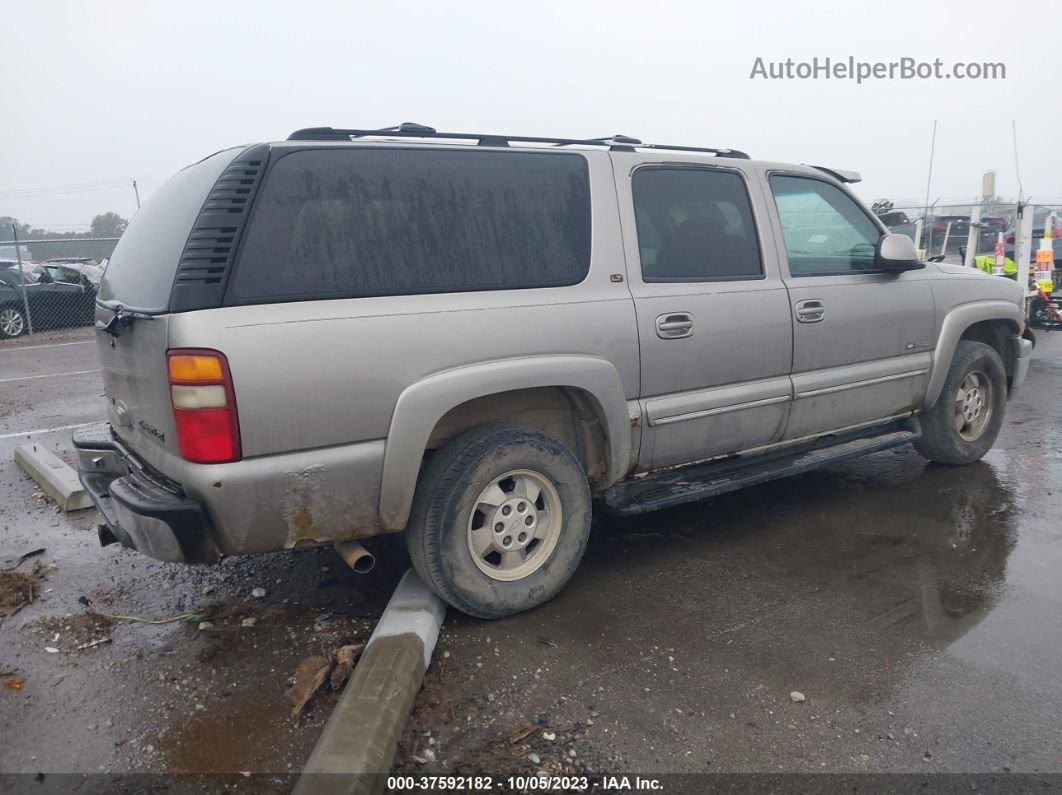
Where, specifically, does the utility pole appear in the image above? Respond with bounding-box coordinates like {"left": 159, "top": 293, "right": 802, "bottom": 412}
{"left": 132, "top": 179, "right": 141, "bottom": 209}
{"left": 921, "top": 120, "right": 937, "bottom": 255}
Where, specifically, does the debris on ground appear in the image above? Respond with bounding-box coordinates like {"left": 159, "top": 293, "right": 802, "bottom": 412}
{"left": 9, "top": 547, "right": 46, "bottom": 568}
{"left": 329, "top": 643, "right": 365, "bottom": 691}
{"left": 33, "top": 612, "right": 115, "bottom": 651}
{"left": 0, "top": 571, "right": 41, "bottom": 617}
{"left": 284, "top": 642, "right": 367, "bottom": 720}
{"left": 286, "top": 654, "right": 332, "bottom": 720}
{"left": 4, "top": 675, "right": 24, "bottom": 690}
{"left": 100, "top": 610, "right": 205, "bottom": 625}
{"left": 790, "top": 691, "right": 806, "bottom": 703}
{"left": 251, "top": 587, "right": 267, "bottom": 599}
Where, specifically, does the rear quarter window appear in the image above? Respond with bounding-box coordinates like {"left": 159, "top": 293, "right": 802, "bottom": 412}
{"left": 97, "top": 147, "right": 244, "bottom": 313}
{"left": 229, "top": 148, "right": 592, "bottom": 303}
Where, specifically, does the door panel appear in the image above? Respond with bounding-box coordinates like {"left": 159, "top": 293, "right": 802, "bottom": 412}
{"left": 612, "top": 155, "right": 794, "bottom": 471}
{"left": 765, "top": 172, "right": 935, "bottom": 439}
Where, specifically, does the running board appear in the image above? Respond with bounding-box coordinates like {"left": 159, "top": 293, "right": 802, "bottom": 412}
{"left": 602, "top": 420, "right": 921, "bottom": 516}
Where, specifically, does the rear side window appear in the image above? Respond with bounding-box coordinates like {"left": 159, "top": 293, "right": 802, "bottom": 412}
{"left": 632, "top": 167, "right": 763, "bottom": 281}
{"left": 98, "top": 147, "right": 244, "bottom": 313}
{"left": 230, "top": 149, "right": 591, "bottom": 302}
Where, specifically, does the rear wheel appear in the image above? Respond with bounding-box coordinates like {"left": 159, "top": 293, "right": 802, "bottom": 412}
{"left": 0, "top": 306, "right": 26, "bottom": 339}
{"left": 406, "top": 424, "right": 592, "bottom": 619}
{"left": 914, "top": 341, "right": 1007, "bottom": 465}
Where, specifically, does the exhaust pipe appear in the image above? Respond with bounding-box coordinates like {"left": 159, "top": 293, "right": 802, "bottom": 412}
{"left": 334, "top": 540, "right": 375, "bottom": 574}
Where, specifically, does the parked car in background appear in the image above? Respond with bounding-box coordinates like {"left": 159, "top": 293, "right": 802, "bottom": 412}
{"left": 1005, "top": 207, "right": 1062, "bottom": 248}
{"left": 924, "top": 215, "right": 971, "bottom": 252}
{"left": 0, "top": 264, "right": 98, "bottom": 338}
{"left": 976, "top": 216, "right": 1010, "bottom": 248}
{"left": 44, "top": 257, "right": 105, "bottom": 285}
{"left": 31, "top": 262, "right": 102, "bottom": 290}
{"left": 875, "top": 209, "right": 916, "bottom": 240}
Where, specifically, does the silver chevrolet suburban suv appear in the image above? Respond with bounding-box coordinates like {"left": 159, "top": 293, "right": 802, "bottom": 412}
{"left": 75, "top": 124, "right": 1033, "bottom": 618}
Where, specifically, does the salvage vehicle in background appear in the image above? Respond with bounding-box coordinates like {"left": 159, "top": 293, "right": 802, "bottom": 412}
{"left": 0, "top": 264, "right": 97, "bottom": 338}
{"left": 875, "top": 209, "right": 917, "bottom": 241}
{"left": 42, "top": 257, "right": 105, "bottom": 286}
{"left": 75, "top": 125, "right": 1032, "bottom": 618}
{"left": 924, "top": 214, "right": 971, "bottom": 252}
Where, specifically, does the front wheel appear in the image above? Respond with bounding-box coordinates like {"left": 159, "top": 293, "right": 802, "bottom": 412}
{"left": 406, "top": 424, "right": 592, "bottom": 619}
{"left": 914, "top": 340, "right": 1007, "bottom": 465}
{"left": 0, "top": 306, "right": 27, "bottom": 339}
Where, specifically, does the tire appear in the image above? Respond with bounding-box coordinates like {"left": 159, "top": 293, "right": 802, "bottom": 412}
{"left": 406, "top": 424, "right": 592, "bottom": 619}
{"left": 914, "top": 341, "right": 1007, "bottom": 465}
{"left": 0, "top": 306, "right": 27, "bottom": 339}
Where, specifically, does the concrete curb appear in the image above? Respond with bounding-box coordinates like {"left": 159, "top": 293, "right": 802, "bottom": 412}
{"left": 14, "top": 442, "right": 92, "bottom": 512}
{"left": 293, "top": 569, "right": 446, "bottom": 795}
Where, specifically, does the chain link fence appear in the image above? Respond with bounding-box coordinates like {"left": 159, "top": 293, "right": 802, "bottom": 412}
{"left": 0, "top": 234, "right": 119, "bottom": 342}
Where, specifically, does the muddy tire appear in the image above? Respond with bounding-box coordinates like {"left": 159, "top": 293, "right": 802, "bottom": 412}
{"left": 406, "top": 424, "right": 591, "bottom": 619}
{"left": 915, "top": 341, "right": 1007, "bottom": 465}
{"left": 0, "top": 306, "right": 27, "bottom": 339}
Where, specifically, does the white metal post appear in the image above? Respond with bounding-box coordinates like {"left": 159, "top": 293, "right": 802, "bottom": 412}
{"left": 964, "top": 203, "right": 982, "bottom": 268}
{"left": 1016, "top": 205, "right": 1034, "bottom": 294}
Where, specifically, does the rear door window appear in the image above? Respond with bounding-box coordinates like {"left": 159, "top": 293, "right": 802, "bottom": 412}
{"left": 229, "top": 148, "right": 592, "bottom": 303}
{"left": 631, "top": 167, "right": 763, "bottom": 281}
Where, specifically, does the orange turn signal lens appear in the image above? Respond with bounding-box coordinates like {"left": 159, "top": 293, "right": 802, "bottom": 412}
{"left": 168, "top": 354, "right": 223, "bottom": 383}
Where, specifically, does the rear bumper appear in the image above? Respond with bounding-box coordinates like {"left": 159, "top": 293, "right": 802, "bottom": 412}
{"left": 74, "top": 422, "right": 218, "bottom": 563}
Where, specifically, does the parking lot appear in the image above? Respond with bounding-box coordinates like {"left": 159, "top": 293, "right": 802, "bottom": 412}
{"left": 1, "top": 329, "right": 1061, "bottom": 784}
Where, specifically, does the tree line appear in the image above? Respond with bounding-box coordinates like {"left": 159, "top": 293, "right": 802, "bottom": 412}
{"left": 1, "top": 211, "right": 129, "bottom": 239}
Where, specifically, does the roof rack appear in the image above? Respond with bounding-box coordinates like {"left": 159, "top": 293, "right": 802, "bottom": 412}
{"left": 286, "top": 123, "right": 750, "bottom": 159}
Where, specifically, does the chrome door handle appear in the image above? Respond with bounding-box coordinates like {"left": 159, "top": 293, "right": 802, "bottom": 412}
{"left": 656, "top": 312, "right": 694, "bottom": 339}
{"left": 795, "top": 299, "right": 825, "bottom": 323}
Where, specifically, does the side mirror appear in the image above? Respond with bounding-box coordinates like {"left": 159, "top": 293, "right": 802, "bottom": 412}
{"left": 875, "top": 233, "right": 924, "bottom": 272}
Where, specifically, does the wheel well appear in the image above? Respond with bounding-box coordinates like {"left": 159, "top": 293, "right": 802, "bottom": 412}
{"left": 959, "top": 319, "right": 1017, "bottom": 378}
{"left": 426, "top": 387, "right": 610, "bottom": 490}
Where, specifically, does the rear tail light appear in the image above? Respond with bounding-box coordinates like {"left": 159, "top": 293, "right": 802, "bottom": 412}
{"left": 1006, "top": 233, "right": 1015, "bottom": 243}
{"left": 167, "top": 349, "right": 241, "bottom": 464}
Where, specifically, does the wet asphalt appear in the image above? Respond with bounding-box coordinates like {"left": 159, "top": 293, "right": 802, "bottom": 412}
{"left": 0, "top": 327, "right": 1059, "bottom": 781}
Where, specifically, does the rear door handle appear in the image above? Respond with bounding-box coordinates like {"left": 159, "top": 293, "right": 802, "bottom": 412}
{"left": 656, "top": 312, "right": 694, "bottom": 339}
{"left": 795, "top": 299, "right": 825, "bottom": 323}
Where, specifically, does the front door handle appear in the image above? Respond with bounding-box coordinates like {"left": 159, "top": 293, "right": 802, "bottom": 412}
{"left": 656, "top": 312, "right": 694, "bottom": 339}
{"left": 795, "top": 299, "right": 825, "bottom": 323}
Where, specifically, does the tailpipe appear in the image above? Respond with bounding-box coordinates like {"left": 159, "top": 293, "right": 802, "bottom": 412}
{"left": 334, "top": 540, "right": 375, "bottom": 574}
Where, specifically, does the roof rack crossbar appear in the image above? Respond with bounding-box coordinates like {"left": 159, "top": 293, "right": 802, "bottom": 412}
{"left": 285, "top": 125, "right": 750, "bottom": 158}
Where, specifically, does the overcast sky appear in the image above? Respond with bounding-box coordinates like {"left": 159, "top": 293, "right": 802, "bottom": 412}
{"left": 2, "top": 0, "right": 1057, "bottom": 231}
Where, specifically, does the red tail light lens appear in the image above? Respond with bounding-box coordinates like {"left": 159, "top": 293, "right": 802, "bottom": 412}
{"left": 1006, "top": 233, "right": 1015, "bottom": 243}
{"left": 167, "top": 349, "right": 241, "bottom": 464}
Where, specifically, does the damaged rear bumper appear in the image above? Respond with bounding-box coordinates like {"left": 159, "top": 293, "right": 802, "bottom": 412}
{"left": 73, "top": 422, "right": 219, "bottom": 563}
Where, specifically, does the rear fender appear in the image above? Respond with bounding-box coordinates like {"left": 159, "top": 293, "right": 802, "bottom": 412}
{"left": 379, "top": 356, "right": 631, "bottom": 530}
